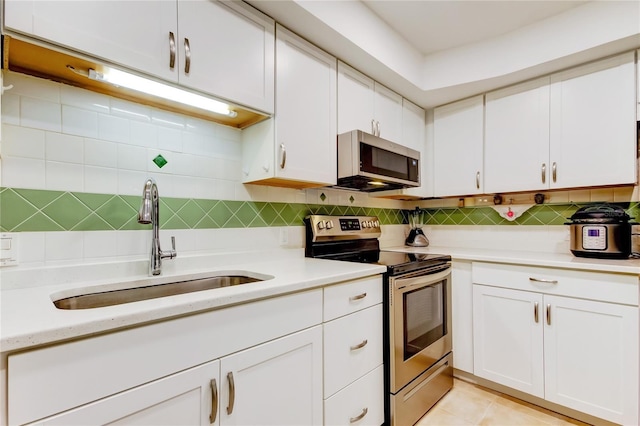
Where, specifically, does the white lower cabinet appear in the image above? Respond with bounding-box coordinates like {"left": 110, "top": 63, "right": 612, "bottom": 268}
{"left": 472, "top": 263, "right": 639, "bottom": 425}
{"left": 322, "top": 276, "right": 384, "bottom": 426}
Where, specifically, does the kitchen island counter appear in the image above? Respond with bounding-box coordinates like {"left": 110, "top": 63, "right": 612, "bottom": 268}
{"left": 0, "top": 249, "right": 385, "bottom": 353}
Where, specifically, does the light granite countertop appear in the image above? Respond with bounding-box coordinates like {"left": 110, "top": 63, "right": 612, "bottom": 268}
{"left": 386, "top": 245, "right": 640, "bottom": 275}
{"left": 0, "top": 250, "right": 385, "bottom": 353}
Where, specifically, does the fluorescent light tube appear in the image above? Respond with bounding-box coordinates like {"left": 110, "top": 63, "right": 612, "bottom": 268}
{"left": 86, "top": 68, "right": 237, "bottom": 118}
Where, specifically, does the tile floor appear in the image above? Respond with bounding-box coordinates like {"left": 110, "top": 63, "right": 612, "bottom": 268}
{"left": 416, "top": 378, "right": 589, "bottom": 426}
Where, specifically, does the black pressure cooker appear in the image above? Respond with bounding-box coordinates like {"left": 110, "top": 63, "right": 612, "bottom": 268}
{"left": 565, "top": 204, "right": 635, "bottom": 259}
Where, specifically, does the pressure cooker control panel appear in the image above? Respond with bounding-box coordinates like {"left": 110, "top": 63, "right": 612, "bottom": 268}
{"left": 581, "top": 225, "right": 607, "bottom": 250}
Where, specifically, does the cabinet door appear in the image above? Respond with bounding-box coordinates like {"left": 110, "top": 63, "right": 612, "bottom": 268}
{"left": 484, "top": 77, "right": 550, "bottom": 193}
{"left": 274, "top": 25, "right": 337, "bottom": 186}
{"left": 373, "top": 83, "right": 403, "bottom": 142}
{"left": 473, "top": 285, "right": 544, "bottom": 398}
{"left": 337, "top": 61, "right": 376, "bottom": 135}
{"left": 549, "top": 52, "right": 636, "bottom": 189}
{"left": 31, "top": 361, "right": 220, "bottom": 425}
{"left": 451, "top": 261, "right": 473, "bottom": 374}
{"left": 220, "top": 326, "right": 323, "bottom": 426}
{"left": 433, "top": 95, "right": 484, "bottom": 197}
{"left": 544, "top": 295, "right": 639, "bottom": 425}
{"left": 177, "top": 0, "right": 274, "bottom": 114}
{"left": 5, "top": 0, "right": 178, "bottom": 82}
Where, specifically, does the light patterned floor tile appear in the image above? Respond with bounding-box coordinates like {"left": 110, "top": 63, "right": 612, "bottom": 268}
{"left": 416, "top": 406, "right": 474, "bottom": 426}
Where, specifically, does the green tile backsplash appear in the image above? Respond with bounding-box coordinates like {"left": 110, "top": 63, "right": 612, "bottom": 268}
{"left": 3, "top": 187, "right": 638, "bottom": 232}
{"left": 0, "top": 187, "right": 405, "bottom": 232}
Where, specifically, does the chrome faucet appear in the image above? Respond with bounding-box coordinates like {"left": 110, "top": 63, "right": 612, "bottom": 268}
{"left": 138, "top": 178, "right": 176, "bottom": 275}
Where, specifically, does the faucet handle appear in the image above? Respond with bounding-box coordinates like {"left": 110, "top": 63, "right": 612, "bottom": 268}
{"left": 171, "top": 236, "right": 176, "bottom": 251}
{"left": 161, "top": 236, "right": 178, "bottom": 260}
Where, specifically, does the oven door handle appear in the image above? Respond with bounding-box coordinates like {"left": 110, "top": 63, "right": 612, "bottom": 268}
{"left": 393, "top": 267, "right": 451, "bottom": 292}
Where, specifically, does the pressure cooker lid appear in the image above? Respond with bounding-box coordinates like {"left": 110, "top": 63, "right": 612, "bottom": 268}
{"left": 569, "top": 204, "right": 630, "bottom": 223}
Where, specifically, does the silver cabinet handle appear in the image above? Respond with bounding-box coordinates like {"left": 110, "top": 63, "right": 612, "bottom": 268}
{"left": 169, "top": 32, "right": 176, "bottom": 69}
{"left": 209, "top": 378, "right": 218, "bottom": 424}
{"left": 226, "top": 372, "right": 235, "bottom": 415}
{"left": 349, "top": 292, "right": 367, "bottom": 301}
{"left": 349, "top": 407, "right": 368, "bottom": 423}
{"left": 475, "top": 171, "right": 480, "bottom": 189}
{"left": 371, "top": 119, "right": 376, "bottom": 135}
{"left": 552, "top": 162, "right": 557, "bottom": 183}
{"left": 350, "top": 339, "right": 368, "bottom": 351}
{"left": 534, "top": 302, "right": 539, "bottom": 323}
{"left": 529, "top": 277, "right": 558, "bottom": 284}
{"left": 280, "top": 143, "right": 286, "bottom": 169}
{"left": 546, "top": 304, "right": 551, "bottom": 325}
{"left": 376, "top": 121, "right": 380, "bottom": 137}
{"left": 184, "top": 38, "right": 191, "bottom": 74}
{"left": 541, "top": 163, "right": 546, "bottom": 184}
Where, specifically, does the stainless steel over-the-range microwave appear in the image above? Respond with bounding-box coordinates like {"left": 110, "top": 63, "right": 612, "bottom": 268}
{"left": 336, "top": 130, "right": 420, "bottom": 192}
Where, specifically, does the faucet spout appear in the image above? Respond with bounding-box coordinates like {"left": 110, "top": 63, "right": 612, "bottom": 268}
{"left": 138, "top": 178, "right": 176, "bottom": 275}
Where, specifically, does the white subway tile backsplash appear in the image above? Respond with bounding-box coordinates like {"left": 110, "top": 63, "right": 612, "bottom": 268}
{"left": 116, "top": 230, "right": 148, "bottom": 257}
{"left": 614, "top": 186, "right": 635, "bottom": 202}
{"left": 568, "top": 190, "right": 591, "bottom": 203}
{"left": 84, "top": 138, "right": 117, "bottom": 167}
{"left": 158, "top": 126, "right": 183, "bottom": 151}
{"left": 182, "top": 131, "right": 206, "bottom": 156}
{"left": 2, "top": 156, "right": 46, "bottom": 189}
{"left": 171, "top": 152, "right": 197, "bottom": 176}
{"left": 83, "top": 231, "right": 118, "bottom": 259}
{"left": 221, "top": 158, "right": 242, "bottom": 181}
{"left": 5, "top": 72, "right": 60, "bottom": 102}
{"left": 118, "top": 169, "right": 150, "bottom": 196}
{"left": 45, "top": 161, "right": 84, "bottom": 191}
{"left": 130, "top": 121, "right": 158, "bottom": 148}
{"left": 217, "top": 124, "right": 242, "bottom": 143}
{"left": 84, "top": 166, "right": 118, "bottom": 194}
{"left": 217, "top": 180, "right": 236, "bottom": 200}
{"left": 62, "top": 105, "right": 98, "bottom": 138}
{"left": 590, "top": 188, "right": 614, "bottom": 203}
{"left": 60, "top": 85, "right": 110, "bottom": 113}
{"left": 185, "top": 116, "right": 219, "bottom": 135}
{"left": 98, "top": 113, "right": 130, "bottom": 143}
{"left": 16, "top": 232, "right": 46, "bottom": 265}
{"left": 45, "top": 132, "right": 84, "bottom": 163}
{"left": 195, "top": 156, "right": 218, "bottom": 179}
{"left": 110, "top": 98, "right": 151, "bottom": 122}
{"left": 1, "top": 124, "right": 45, "bottom": 158}
{"left": 1, "top": 93, "right": 20, "bottom": 125}
{"left": 45, "top": 231, "right": 83, "bottom": 262}
{"left": 20, "top": 96, "right": 62, "bottom": 132}
{"left": 151, "top": 109, "right": 186, "bottom": 129}
{"left": 117, "top": 144, "right": 147, "bottom": 171}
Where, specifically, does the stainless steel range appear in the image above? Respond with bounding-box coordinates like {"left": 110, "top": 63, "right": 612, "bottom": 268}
{"left": 305, "top": 215, "right": 453, "bottom": 426}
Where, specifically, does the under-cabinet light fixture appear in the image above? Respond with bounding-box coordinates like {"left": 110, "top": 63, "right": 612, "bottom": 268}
{"left": 67, "top": 65, "right": 238, "bottom": 118}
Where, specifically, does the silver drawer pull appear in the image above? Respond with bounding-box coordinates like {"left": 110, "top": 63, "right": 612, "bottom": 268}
{"left": 209, "top": 378, "right": 218, "bottom": 424}
{"left": 349, "top": 407, "right": 368, "bottom": 423}
{"left": 534, "top": 301, "right": 539, "bottom": 323}
{"left": 529, "top": 277, "right": 558, "bottom": 284}
{"left": 350, "top": 339, "right": 368, "bottom": 351}
{"left": 349, "top": 292, "right": 367, "bottom": 301}
{"left": 226, "top": 372, "right": 235, "bottom": 415}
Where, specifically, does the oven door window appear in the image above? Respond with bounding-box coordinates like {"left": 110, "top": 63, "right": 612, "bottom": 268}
{"left": 403, "top": 281, "right": 446, "bottom": 361}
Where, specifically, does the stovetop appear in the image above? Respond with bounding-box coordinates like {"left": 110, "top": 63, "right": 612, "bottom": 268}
{"left": 376, "top": 251, "right": 451, "bottom": 275}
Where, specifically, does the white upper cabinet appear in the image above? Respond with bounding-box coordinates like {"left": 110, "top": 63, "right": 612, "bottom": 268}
{"left": 433, "top": 95, "right": 484, "bottom": 197}
{"left": 549, "top": 52, "right": 636, "bottom": 189}
{"left": 484, "top": 77, "right": 551, "bottom": 193}
{"left": 338, "top": 61, "right": 403, "bottom": 143}
{"left": 3, "top": 0, "right": 275, "bottom": 114}
{"left": 242, "top": 25, "right": 337, "bottom": 187}
{"left": 177, "top": 0, "right": 274, "bottom": 114}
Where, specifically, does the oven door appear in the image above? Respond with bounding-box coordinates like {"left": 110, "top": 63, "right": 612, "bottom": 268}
{"left": 389, "top": 267, "right": 452, "bottom": 392}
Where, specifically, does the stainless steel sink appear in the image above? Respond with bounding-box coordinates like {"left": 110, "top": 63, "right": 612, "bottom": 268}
{"left": 53, "top": 274, "right": 269, "bottom": 310}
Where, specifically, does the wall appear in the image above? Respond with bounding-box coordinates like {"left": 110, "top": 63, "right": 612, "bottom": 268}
{"left": 0, "top": 71, "right": 406, "bottom": 270}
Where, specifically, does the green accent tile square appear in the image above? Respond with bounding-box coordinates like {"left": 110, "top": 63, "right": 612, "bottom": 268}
{"left": 0, "top": 189, "right": 38, "bottom": 231}
{"left": 195, "top": 215, "right": 218, "bottom": 229}
{"left": 163, "top": 215, "right": 190, "bottom": 229}
{"left": 223, "top": 215, "right": 244, "bottom": 229}
{"left": 42, "top": 193, "right": 92, "bottom": 230}
{"left": 153, "top": 154, "right": 168, "bottom": 168}
{"left": 176, "top": 200, "right": 206, "bottom": 228}
{"left": 194, "top": 199, "right": 218, "bottom": 213}
{"left": 72, "top": 192, "right": 112, "bottom": 210}
{"left": 235, "top": 202, "right": 259, "bottom": 227}
{"left": 120, "top": 216, "right": 148, "bottom": 231}
{"left": 95, "top": 196, "right": 138, "bottom": 229}
{"left": 72, "top": 213, "right": 113, "bottom": 231}
{"left": 14, "top": 188, "right": 63, "bottom": 208}
{"left": 260, "top": 203, "right": 284, "bottom": 226}
{"left": 163, "top": 197, "right": 188, "bottom": 214}
{"left": 209, "top": 202, "right": 234, "bottom": 227}
{"left": 14, "top": 212, "right": 64, "bottom": 231}
{"left": 248, "top": 216, "right": 268, "bottom": 227}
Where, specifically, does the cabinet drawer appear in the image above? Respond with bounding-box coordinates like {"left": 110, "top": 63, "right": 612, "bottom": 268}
{"left": 8, "top": 289, "right": 322, "bottom": 425}
{"left": 324, "top": 365, "right": 384, "bottom": 426}
{"left": 472, "top": 262, "right": 638, "bottom": 305}
{"left": 323, "top": 304, "right": 383, "bottom": 397}
{"left": 324, "top": 275, "right": 382, "bottom": 321}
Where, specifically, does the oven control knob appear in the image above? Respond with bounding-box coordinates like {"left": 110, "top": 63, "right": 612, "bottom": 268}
{"left": 373, "top": 220, "right": 380, "bottom": 228}
{"left": 317, "top": 221, "right": 325, "bottom": 230}
{"left": 361, "top": 221, "right": 368, "bottom": 229}
{"left": 326, "top": 220, "right": 334, "bottom": 229}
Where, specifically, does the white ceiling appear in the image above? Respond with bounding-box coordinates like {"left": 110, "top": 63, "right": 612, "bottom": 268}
{"left": 361, "top": 1, "right": 588, "bottom": 56}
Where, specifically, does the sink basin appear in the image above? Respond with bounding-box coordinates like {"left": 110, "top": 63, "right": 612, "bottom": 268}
{"left": 53, "top": 274, "right": 270, "bottom": 310}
